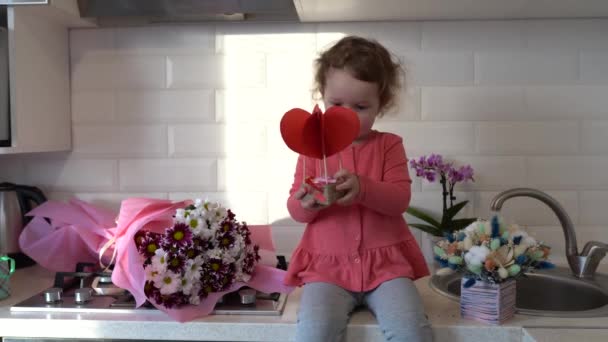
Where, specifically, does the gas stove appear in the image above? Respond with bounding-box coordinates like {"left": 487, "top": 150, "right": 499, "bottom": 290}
{"left": 11, "top": 260, "right": 288, "bottom": 316}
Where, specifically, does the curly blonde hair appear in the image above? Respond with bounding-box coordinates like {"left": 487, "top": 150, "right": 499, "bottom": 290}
{"left": 313, "top": 36, "right": 404, "bottom": 117}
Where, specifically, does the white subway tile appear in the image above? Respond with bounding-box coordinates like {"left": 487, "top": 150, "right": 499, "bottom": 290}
{"left": 581, "top": 52, "right": 608, "bottom": 84}
{"left": 267, "top": 157, "right": 300, "bottom": 225}
{"left": 0, "top": 158, "right": 26, "bottom": 183}
{"left": 527, "top": 157, "right": 608, "bottom": 189}
{"left": 24, "top": 159, "right": 117, "bottom": 191}
{"left": 217, "top": 23, "right": 316, "bottom": 54}
{"left": 525, "top": 20, "right": 608, "bottom": 50}
{"left": 159, "top": 90, "right": 215, "bottom": 122}
{"left": 422, "top": 21, "right": 524, "bottom": 51}
{"left": 267, "top": 127, "right": 300, "bottom": 160}
{"left": 216, "top": 88, "right": 314, "bottom": 124}
{"left": 119, "top": 159, "right": 216, "bottom": 191}
{"left": 70, "top": 28, "right": 115, "bottom": 64}
{"left": 169, "top": 191, "right": 268, "bottom": 225}
{"left": 166, "top": 55, "right": 222, "bottom": 89}
{"left": 48, "top": 192, "right": 168, "bottom": 212}
{"left": 525, "top": 86, "right": 608, "bottom": 119}
{"left": 73, "top": 125, "right": 167, "bottom": 157}
{"left": 71, "top": 91, "right": 115, "bottom": 123}
{"left": 266, "top": 53, "right": 315, "bottom": 89}
{"left": 167, "top": 54, "right": 265, "bottom": 89}
{"left": 424, "top": 156, "right": 526, "bottom": 191}
{"left": 317, "top": 22, "right": 421, "bottom": 52}
{"left": 422, "top": 86, "right": 525, "bottom": 121}
{"left": 582, "top": 121, "right": 608, "bottom": 154}
{"left": 71, "top": 59, "right": 116, "bottom": 90}
{"left": 169, "top": 124, "right": 266, "bottom": 157}
{"left": 478, "top": 121, "right": 579, "bottom": 155}
{"left": 114, "top": 25, "right": 215, "bottom": 54}
{"left": 580, "top": 191, "right": 608, "bottom": 226}
{"left": 115, "top": 91, "right": 161, "bottom": 122}
{"left": 475, "top": 191, "right": 578, "bottom": 226}
{"left": 268, "top": 190, "right": 299, "bottom": 227}
{"left": 403, "top": 52, "right": 474, "bottom": 86}
{"left": 382, "top": 87, "right": 421, "bottom": 121}
{"left": 373, "top": 122, "right": 475, "bottom": 155}
{"left": 217, "top": 158, "right": 270, "bottom": 192}
{"left": 114, "top": 56, "right": 166, "bottom": 89}
{"left": 475, "top": 52, "right": 578, "bottom": 85}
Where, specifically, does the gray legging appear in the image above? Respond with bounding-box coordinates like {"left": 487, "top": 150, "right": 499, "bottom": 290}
{"left": 295, "top": 278, "right": 433, "bottom": 342}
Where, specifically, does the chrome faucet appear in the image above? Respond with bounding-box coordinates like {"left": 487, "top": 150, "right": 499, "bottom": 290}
{"left": 490, "top": 188, "right": 607, "bottom": 279}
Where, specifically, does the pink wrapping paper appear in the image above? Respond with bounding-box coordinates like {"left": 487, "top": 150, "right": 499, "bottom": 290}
{"left": 20, "top": 197, "right": 294, "bottom": 322}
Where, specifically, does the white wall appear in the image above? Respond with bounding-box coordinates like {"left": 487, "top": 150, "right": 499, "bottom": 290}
{"left": 1, "top": 19, "right": 607, "bottom": 268}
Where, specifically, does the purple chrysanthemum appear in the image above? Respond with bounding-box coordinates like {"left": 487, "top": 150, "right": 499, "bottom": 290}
{"left": 137, "top": 233, "right": 161, "bottom": 258}
{"left": 166, "top": 252, "right": 186, "bottom": 273}
{"left": 217, "top": 232, "right": 235, "bottom": 250}
{"left": 164, "top": 223, "right": 193, "bottom": 248}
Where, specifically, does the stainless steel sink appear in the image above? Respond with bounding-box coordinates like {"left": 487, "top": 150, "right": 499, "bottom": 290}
{"left": 430, "top": 266, "right": 608, "bottom": 317}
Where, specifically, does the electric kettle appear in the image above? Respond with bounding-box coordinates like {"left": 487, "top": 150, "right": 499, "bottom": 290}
{"left": 0, "top": 182, "right": 47, "bottom": 268}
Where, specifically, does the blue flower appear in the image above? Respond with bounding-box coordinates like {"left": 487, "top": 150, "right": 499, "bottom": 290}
{"left": 537, "top": 261, "right": 555, "bottom": 269}
{"left": 463, "top": 278, "right": 476, "bottom": 288}
{"left": 513, "top": 235, "right": 523, "bottom": 245}
{"left": 491, "top": 216, "right": 500, "bottom": 238}
{"left": 434, "top": 256, "right": 449, "bottom": 268}
{"left": 515, "top": 255, "right": 528, "bottom": 265}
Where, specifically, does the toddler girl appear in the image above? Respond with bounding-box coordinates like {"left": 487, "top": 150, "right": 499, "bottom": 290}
{"left": 285, "top": 35, "right": 433, "bottom": 342}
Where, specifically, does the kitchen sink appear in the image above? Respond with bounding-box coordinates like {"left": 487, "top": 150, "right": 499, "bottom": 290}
{"left": 429, "top": 266, "right": 608, "bottom": 317}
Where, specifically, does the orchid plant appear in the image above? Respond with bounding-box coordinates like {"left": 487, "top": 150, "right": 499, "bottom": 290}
{"left": 407, "top": 154, "right": 476, "bottom": 237}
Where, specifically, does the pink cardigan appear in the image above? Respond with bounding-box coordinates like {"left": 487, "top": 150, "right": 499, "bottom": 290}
{"left": 284, "top": 131, "right": 429, "bottom": 292}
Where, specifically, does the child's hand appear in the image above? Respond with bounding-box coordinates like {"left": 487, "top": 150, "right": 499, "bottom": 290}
{"left": 334, "top": 169, "right": 360, "bottom": 206}
{"left": 293, "top": 184, "right": 326, "bottom": 211}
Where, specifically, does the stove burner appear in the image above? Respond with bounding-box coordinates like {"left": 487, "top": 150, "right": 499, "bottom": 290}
{"left": 11, "top": 261, "right": 288, "bottom": 316}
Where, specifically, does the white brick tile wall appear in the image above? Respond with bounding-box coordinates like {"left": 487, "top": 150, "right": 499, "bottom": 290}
{"left": 475, "top": 52, "right": 579, "bottom": 85}
{"left": 24, "top": 159, "right": 118, "bottom": 191}
{"left": 580, "top": 52, "right": 608, "bottom": 83}
{"left": 422, "top": 21, "right": 524, "bottom": 51}
{"left": 166, "top": 55, "right": 222, "bottom": 89}
{"left": 527, "top": 157, "right": 608, "bottom": 189}
{"left": 524, "top": 20, "right": 608, "bottom": 50}
{"left": 582, "top": 121, "right": 608, "bottom": 154}
{"left": 8, "top": 20, "right": 608, "bottom": 261}
{"left": 169, "top": 124, "right": 267, "bottom": 157}
{"left": 422, "top": 86, "right": 525, "bottom": 121}
{"left": 114, "top": 25, "right": 215, "bottom": 55}
{"left": 73, "top": 124, "right": 168, "bottom": 157}
{"left": 72, "top": 91, "right": 115, "bottom": 123}
{"left": 317, "top": 22, "right": 421, "bottom": 52}
{"left": 119, "top": 159, "right": 216, "bottom": 192}
{"left": 580, "top": 191, "right": 608, "bottom": 226}
{"left": 525, "top": 86, "right": 608, "bottom": 119}
{"left": 217, "top": 23, "right": 317, "bottom": 54}
{"left": 403, "top": 52, "right": 474, "bottom": 86}
{"left": 477, "top": 121, "right": 579, "bottom": 155}
{"left": 374, "top": 122, "right": 475, "bottom": 155}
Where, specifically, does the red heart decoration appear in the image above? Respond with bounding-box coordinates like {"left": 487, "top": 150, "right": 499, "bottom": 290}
{"left": 280, "top": 105, "right": 360, "bottom": 159}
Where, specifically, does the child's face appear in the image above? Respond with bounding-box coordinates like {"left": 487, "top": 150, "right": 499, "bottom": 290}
{"left": 323, "top": 68, "right": 380, "bottom": 143}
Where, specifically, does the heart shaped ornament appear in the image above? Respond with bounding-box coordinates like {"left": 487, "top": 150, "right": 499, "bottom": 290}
{"left": 280, "top": 105, "right": 360, "bottom": 159}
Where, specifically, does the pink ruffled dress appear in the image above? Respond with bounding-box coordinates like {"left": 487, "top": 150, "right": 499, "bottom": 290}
{"left": 285, "top": 131, "right": 429, "bottom": 292}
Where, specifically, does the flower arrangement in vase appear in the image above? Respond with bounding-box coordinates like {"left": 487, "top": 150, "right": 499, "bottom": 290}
{"left": 433, "top": 215, "right": 554, "bottom": 324}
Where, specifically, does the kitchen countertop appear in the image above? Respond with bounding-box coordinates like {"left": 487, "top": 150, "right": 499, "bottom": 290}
{"left": 1, "top": 265, "right": 607, "bottom": 341}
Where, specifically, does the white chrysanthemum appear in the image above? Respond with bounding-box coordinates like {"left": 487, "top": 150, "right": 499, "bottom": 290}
{"left": 189, "top": 283, "right": 202, "bottom": 305}
{"left": 159, "top": 271, "right": 181, "bottom": 295}
{"left": 145, "top": 265, "right": 163, "bottom": 284}
{"left": 464, "top": 245, "right": 490, "bottom": 266}
{"left": 194, "top": 198, "right": 203, "bottom": 208}
{"left": 206, "top": 248, "right": 224, "bottom": 260}
{"left": 151, "top": 249, "right": 168, "bottom": 273}
{"left": 174, "top": 209, "right": 187, "bottom": 223}
{"left": 181, "top": 276, "right": 195, "bottom": 295}
{"left": 185, "top": 256, "right": 204, "bottom": 281}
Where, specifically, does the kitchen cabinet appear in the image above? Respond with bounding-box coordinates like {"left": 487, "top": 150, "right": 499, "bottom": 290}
{"left": 0, "top": 1, "right": 94, "bottom": 154}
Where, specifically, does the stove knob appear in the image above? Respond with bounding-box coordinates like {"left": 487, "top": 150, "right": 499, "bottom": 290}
{"left": 44, "top": 288, "right": 63, "bottom": 303}
{"left": 75, "top": 288, "right": 93, "bottom": 304}
{"left": 238, "top": 288, "right": 256, "bottom": 305}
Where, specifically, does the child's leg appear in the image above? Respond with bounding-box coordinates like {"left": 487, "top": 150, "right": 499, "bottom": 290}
{"left": 295, "top": 282, "right": 358, "bottom": 342}
{"left": 365, "top": 277, "right": 433, "bottom": 342}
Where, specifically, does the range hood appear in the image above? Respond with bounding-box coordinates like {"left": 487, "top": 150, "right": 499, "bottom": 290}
{"left": 77, "top": 0, "right": 300, "bottom": 26}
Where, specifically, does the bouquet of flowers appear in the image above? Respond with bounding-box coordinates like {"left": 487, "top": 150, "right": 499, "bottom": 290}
{"left": 134, "top": 199, "right": 260, "bottom": 308}
{"left": 407, "top": 154, "right": 477, "bottom": 237}
{"left": 433, "top": 215, "right": 554, "bottom": 287}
